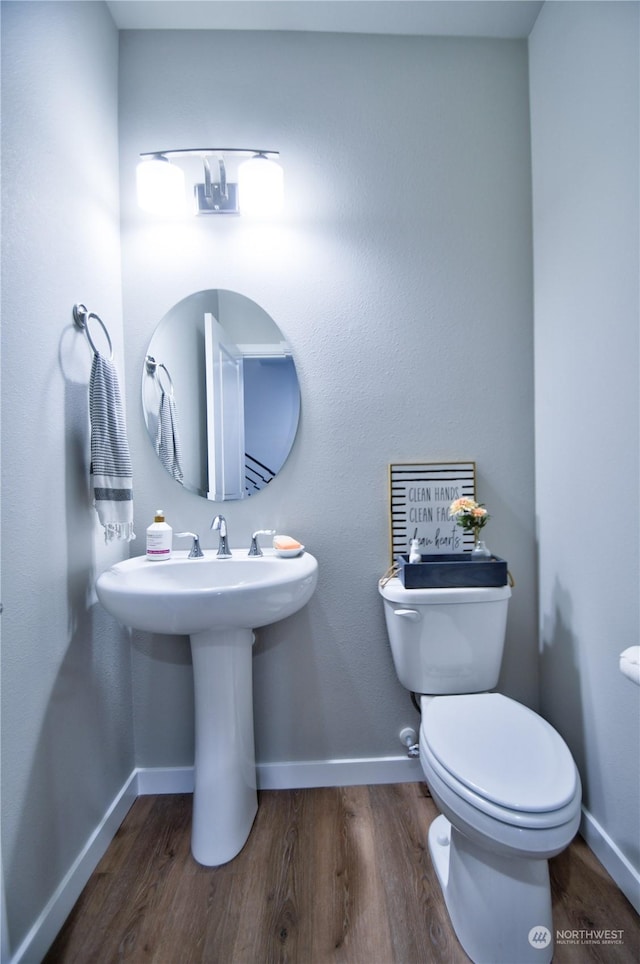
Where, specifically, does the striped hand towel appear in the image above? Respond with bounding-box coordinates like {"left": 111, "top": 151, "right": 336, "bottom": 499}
{"left": 90, "top": 352, "right": 135, "bottom": 542}
{"left": 155, "top": 390, "right": 184, "bottom": 483}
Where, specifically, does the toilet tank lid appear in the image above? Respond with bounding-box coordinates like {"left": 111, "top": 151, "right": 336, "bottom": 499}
{"left": 379, "top": 579, "right": 511, "bottom": 605}
{"left": 422, "top": 694, "right": 578, "bottom": 812}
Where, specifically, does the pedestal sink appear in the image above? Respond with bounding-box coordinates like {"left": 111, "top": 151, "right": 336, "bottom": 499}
{"left": 96, "top": 548, "right": 318, "bottom": 865}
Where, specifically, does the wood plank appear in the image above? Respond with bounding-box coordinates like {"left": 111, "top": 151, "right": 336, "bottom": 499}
{"left": 95, "top": 795, "right": 157, "bottom": 875}
{"left": 304, "top": 785, "right": 395, "bottom": 963}
{"left": 370, "top": 782, "right": 468, "bottom": 964}
{"left": 550, "top": 833, "right": 639, "bottom": 964}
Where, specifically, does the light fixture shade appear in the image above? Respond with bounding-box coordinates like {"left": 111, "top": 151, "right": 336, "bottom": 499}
{"left": 238, "top": 154, "right": 284, "bottom": 217}
{"left": 136, "top": 156, "right": 186, "bottom": 216}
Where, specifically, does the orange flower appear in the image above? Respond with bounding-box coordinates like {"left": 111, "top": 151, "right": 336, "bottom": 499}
{"left": 449, "top": 497, "right": 490, "bottom": 533}
{"left": 449, "top": 497, "right": 477, "bottom": 515}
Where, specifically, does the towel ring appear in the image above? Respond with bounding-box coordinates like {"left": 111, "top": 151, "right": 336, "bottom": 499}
{"left": 145, "top": 354, "right": 175, "bottom": 396}
{"left": 73, "top": 303, "right": 114, "bottom": 360}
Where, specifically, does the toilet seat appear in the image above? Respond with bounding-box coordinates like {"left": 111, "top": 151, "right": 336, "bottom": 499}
{"left": 420, "top": 693, "right": 580, "bottom": 829}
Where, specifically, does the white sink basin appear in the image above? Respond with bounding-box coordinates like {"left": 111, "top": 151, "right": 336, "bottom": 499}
{"left": 96, "top": 546, "right": 318, "bottom": 867}
{"left": 96, "top": 548, "right": 318, "bottom": 635}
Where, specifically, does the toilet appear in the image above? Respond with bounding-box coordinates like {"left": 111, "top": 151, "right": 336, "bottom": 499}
{"left": 379, "top": 577, "right": 582, "bottom": 964}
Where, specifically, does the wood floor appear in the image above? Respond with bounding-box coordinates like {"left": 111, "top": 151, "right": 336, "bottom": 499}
{"left": 45, "top": 785, "right": 639, "bottom": 964}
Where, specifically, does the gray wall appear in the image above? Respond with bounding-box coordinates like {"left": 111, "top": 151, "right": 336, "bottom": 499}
{"left": 118, "top": 28, "right": 538, "bottom": 768}
{"left": 0, "top": 2, "right": 134, "bottom": 957}
{"left": 529, "top": 1, "right": 640, "bottom": 908}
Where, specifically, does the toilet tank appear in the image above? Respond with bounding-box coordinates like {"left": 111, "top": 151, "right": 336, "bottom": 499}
{"left": 379, "top": 580, "right": 511, "bottom": 695}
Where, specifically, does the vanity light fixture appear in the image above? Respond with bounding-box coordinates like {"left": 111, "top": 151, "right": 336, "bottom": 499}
{"left": 136, "top": 149, "right": 283, "bottom": 217}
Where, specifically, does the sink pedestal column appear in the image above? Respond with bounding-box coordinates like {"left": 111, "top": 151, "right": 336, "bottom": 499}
{"left": 189, "top": 628, "right": 258, "bottom": 866}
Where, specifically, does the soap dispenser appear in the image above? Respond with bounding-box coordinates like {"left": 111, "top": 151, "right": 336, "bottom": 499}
{"left": 146, "top": 509, "right": 172, "bottom": 561}
{"left": 409, "top": 539, "right": 421, "bottom": 564}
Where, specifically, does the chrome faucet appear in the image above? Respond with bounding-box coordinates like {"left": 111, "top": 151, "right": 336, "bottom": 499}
{"left": 211, "top": 514, "right": 232, "bottom": 558}
{"left": 175, "top": 532, "right": 204, "bottom": 558}
{"left": 248, "top": 529, "right": 276, "bottom": 556}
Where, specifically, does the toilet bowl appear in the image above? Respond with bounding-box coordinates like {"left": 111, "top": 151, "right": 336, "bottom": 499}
{"left": 378, "top": 577, "right": 582, "bottom": 963}
{"left": 420, "top": 693, "right": 582, "bottom": 963}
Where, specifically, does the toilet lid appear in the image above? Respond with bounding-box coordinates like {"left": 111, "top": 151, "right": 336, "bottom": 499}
{"left": 422, "top": 694, "right": 577, "bottom": 812}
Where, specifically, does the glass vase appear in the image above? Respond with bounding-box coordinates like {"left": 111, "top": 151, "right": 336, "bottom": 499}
{"left": 471, "top": 537, "right": 491, "bottom": 559}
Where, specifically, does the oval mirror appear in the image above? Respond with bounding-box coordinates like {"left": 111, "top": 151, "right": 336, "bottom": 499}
{"left": 142, "top": 290, "right": 300, "bottom": 500}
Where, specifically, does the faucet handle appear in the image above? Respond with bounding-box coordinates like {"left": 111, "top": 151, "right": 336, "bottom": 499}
{"left": 248, "top": 529, "right": 276, "bottom": 556}
{"left": 176, "top": 531, "right": 204, "bottom": 558}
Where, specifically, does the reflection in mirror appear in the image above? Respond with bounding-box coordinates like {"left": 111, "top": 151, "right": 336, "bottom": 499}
{"left": 142, "top": 290, "right": 300, "bottom": 501}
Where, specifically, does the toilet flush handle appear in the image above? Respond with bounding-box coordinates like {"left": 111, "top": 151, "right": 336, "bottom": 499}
{"left": 394, "top": 609, "right": 421, "bottom": 621}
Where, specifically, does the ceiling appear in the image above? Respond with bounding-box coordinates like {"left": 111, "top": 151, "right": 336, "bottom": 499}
{"left": 106, "top": 1, "right": 544, "bottom": 38}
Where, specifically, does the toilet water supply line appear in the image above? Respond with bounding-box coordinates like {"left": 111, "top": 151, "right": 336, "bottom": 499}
{"left": 400, "top": 726, "right": 420, "bottom": 758}
{"left": 398, "top": 691, "right": 423, "bottom": 757}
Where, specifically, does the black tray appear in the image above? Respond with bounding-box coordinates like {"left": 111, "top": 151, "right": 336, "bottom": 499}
{"left": 396, "top": 553, "right": 508, "bottom": 589}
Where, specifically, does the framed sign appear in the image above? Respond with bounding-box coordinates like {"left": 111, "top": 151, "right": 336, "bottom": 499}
{"left": 389, "top": 461, "right": 476, "bottom": 562}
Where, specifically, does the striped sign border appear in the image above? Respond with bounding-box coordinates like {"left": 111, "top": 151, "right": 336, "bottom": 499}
{"left": 389, "top": 461, "right": 476, "bottom": 563}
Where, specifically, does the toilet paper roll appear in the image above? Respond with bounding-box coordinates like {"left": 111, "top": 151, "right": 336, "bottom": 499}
{"left": 619, "top": 646, "right": 640, "bottom": 686}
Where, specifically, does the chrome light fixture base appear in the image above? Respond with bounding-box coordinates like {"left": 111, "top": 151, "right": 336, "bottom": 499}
{"left": 194, "top": 180, "right": 239, "bottom": 214}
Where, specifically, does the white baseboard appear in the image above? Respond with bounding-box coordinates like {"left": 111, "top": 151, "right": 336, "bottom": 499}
{"left": 134, "top": 755, "right": 423, "bottom": 795}
{"left": 8, "top": 771, "right": 138, "bottom": 964}
{"left": 258, "top": 754, "right": 423, "bottom": 788}
{"left": 580, "top": 806, "right": 640, "bottom": 914}
{"left": 134, "top": 765, "right": 195, "bottom": 795}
